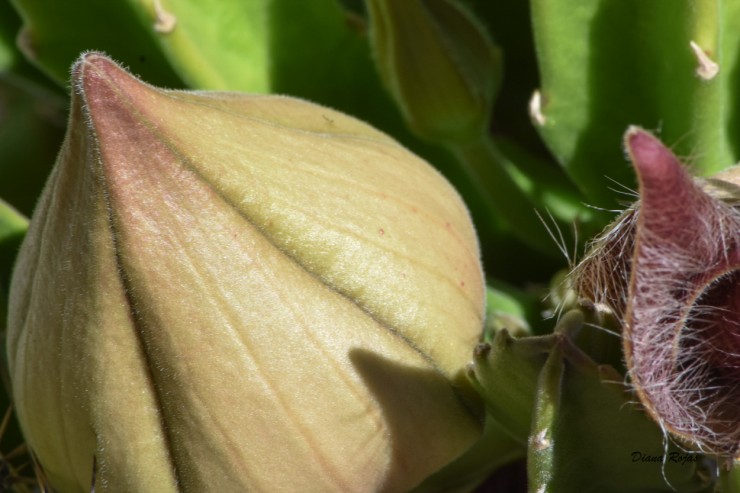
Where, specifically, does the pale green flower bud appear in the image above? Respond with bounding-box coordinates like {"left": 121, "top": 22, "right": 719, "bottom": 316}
{"left": 366, "top": 0, "right": 502, "bottom": 144}
{"left": 6, "top": 53, "right": 485, "bottom": 492}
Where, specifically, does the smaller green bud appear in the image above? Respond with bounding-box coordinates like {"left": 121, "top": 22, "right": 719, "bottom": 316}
{"left": 366, "top": 0, "right": 502, "bottom": 144}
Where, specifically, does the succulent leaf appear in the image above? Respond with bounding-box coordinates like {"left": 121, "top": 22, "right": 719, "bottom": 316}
{"left": 11, "top": 0, "right": 273, "bottom": 91}
{"left": 10, "top": 0, "right": 184, "bottom": 88}
{"left": 530, "top": 0, "right": 740, "bottom": 208}
{"left": 484, "top": 282, "right": 536, "bottom": 340}
{"left": 134, "top": 0, "right": 271, "bottom": 91}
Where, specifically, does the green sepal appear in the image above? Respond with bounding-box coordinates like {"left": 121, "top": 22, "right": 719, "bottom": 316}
{"left": 468, "top": 329, "right": 555, "bottom": 442}
{"left": 719, "top": 461, "right": 740, "bottom": 493}
{"left": 527, "top": 334, "right": 563, "bottom": 490}
{"left": 554, "top": 305, "right": 624, "bottom": 374}
{"left": 469, "top": 310, "right": 590, "bottom": 443}
{"left": 528, "top": 337, "right": 713, "bottom": 493}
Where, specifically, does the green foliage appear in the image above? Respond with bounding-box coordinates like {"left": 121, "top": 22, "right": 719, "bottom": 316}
{"left": 531, "top": 0, "right": 740, "bottom": 207}
{"left": 471, "top": 315, "right": 714, "bottom": 492}
{"left": 529, "top": 338, "right": 711, "bottom": 493}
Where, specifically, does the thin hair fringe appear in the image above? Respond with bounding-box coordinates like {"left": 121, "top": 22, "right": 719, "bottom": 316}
{"left": 569, "top": 173, "right": 740, "bottom": 456}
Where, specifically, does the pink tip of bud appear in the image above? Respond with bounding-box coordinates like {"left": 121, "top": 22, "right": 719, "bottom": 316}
{"left": 624, "top": 126, "right": 684, "bottom": 193}
{"left": 624, "top": 127, "right": 706, "bottom": 243}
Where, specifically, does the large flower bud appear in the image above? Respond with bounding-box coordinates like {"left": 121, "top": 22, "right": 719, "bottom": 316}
{"left": 7, "top": 53, "right": 484, "bottom": 492}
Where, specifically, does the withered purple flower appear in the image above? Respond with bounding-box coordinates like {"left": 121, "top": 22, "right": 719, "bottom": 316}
{"left": 573, "top": 127, "right": 740, "bottom": 456}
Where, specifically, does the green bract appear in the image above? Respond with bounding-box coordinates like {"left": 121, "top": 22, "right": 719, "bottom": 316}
{"left": 366, "top": 0, "right": 501, "bottom": 145}
{"left": 6, "top": 53, "right": 485, "bottom": 492}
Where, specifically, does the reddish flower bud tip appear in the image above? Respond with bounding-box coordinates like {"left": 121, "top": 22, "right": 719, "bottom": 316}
{"left": 74, "top": 52, "right": 147, "bottom": 120}
{"left": 625, "top": 127, "right": 708, "bottom": 244}
{"left": 72, "top": 51, "right": 130, "bottom": 96}
{"left": 624, "top": 126, "right": 681, "bottom": 187}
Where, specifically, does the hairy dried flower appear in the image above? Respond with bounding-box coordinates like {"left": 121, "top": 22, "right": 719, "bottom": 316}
{"left": 572, "top": 127, "right": 740, "bottom": 456}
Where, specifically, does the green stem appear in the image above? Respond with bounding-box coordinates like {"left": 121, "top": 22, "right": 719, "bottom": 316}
{"left": 450, "top": 134, "right": 559, "bottom": 254}
{"left": 719, "top": 460, "right": 740, "bottom": 493}
{"left": 688, "top": 0, "right": 730, "bottom": 176}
